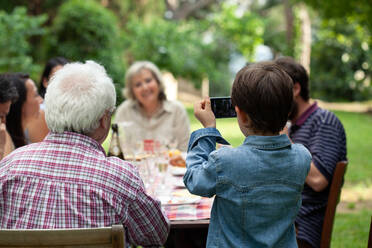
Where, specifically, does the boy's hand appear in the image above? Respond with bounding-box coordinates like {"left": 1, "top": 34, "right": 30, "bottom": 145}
{"left": 194, "top": 98, "right": 216, "bottom": 128}
{"left": 280, "top": 125, "right": 289, "bottom": 136}
{"left": 280, "top": 121, "right": 293, "bottom": 143}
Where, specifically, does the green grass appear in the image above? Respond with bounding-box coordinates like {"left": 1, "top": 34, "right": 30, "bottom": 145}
{"left": 333, "top": 111, "right": 372, "bottom": 186}
{"left": 331, "top": 209, "right": 372, "bottom": 248}
{"left": 330, "top": 111, "right": 372, "bottom": 247}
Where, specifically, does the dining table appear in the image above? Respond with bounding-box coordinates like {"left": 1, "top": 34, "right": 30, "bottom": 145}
{"left": 130, "top": 154, "right": 212, "bottom": 248}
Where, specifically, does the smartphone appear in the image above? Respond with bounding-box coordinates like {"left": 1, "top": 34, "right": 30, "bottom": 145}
{"left": 210, "top": 97, "right": 237, "bottom": 118}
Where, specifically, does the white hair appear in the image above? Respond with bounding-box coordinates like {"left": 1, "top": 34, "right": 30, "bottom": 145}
{"left": 45, "top": 60, "right": 116, "bottom": 134}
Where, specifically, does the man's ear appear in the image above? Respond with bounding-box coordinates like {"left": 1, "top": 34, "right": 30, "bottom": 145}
{"left": 293, "top": 82, "right": 301, "bottom": 98}
{"left": 99, "top": 111, "right": 110, "bottom": 130}
{"left": 235, "top": 106, "right": 248, "bottom": 124}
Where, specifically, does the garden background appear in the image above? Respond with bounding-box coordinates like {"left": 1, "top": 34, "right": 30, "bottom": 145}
{"left": 1, "top": 0, "right": 371, "bottom": 247}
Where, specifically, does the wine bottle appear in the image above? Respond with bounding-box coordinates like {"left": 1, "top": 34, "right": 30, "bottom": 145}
{"left": 108, "top": 123, "right": 125, "bottom": 159}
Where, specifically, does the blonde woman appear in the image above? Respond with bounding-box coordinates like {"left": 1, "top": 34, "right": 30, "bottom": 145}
{"left": 115, "top": 61, "right": 190, "bottom": 151}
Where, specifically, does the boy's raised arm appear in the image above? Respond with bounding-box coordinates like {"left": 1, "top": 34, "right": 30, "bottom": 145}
{"left": 183, "top": 129, "right": 218, "bottom": 197}
{"left": 183, "top": 98, "right": 228, "bottom": 197}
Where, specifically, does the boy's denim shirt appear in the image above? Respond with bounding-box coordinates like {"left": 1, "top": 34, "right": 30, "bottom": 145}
{"left": 184, "top": 127, "right": 311, "bottom": 248}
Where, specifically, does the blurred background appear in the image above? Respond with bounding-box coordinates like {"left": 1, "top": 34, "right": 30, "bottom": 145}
{"left": 1, "top": 0, "right": 371, "bottom": 104}
{"left": 0, "top": 1, "right": 371, "bottom": 247}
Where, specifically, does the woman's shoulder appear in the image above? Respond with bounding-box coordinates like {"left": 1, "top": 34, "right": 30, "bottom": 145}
{"left": 164, "top": 100, "right": 187, "bottom": 113}
{"left": 115, "top": 100, "right": 136, "bottom": 122}
{"left": 117, "top": 99, "right": 135, "bottom": 109}
{"left": 117, "top": 99, "right": 138, "bottom": 113}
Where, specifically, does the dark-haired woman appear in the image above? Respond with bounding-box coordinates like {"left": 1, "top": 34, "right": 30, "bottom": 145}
{"left": 4, "top": 73, "right": 43, "bottom": 148}
{"left": 26, "top": 57, "right": 68, "bottom": 142}
{"left": 39, "top": 57, "right": 68, "bottom": 99}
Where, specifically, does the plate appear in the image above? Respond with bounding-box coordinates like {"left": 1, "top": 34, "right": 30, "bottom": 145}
{"left": 173, "top": 179, "right": 186, "bottom": 188}
{"left": 171, "top": 166, "right": 187, "bottom": 176}
{"left": 181, "top": 152, "right": 187, "bottom": 160}
{"left": 160, "top": 189, "right": 201, "bottom": 205}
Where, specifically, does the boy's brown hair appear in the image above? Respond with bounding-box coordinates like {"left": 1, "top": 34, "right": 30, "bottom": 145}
{"left": 231, "top": 62, "right": 293, "bottom": 134}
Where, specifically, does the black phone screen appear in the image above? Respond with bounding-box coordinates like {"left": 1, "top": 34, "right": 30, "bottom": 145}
{"left": 210, "top": 97, "right": 237, "bottom": 118}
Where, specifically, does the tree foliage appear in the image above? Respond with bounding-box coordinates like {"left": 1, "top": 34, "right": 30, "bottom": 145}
{"left": 310, "top": 18, "right": 372, "bottom": 101}
{"left": 255, "top": 0, "right": 371, "bottom": 101}
{"left": 2, "top": 0, "right": 370, "bottom": 101}
{"left": 214, "top": 4, "right": 264, "bottom": 61}
{"left": 124, "top": 16, "right": 231, "bottom": 95}
{"left": 0, "top": 7, "right": 47, "bottom": 77}
{"left": 47, "top": 0, "right": 125, "bottom": 102}
{"left": 103, "top": 0, "right": 166, "bottom": 25}
{"left": 259, "top": 3, "right": 301, "bottom": 59}
{"left": 301, "top": 0, "right": 372, "bottom": 34}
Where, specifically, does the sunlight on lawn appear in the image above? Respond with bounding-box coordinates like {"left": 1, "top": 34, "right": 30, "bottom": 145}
{"left": 332, "top": 209, "right": 372, "bottom": 248}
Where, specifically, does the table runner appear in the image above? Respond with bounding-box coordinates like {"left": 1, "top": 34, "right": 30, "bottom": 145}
{"left": 163, "top": 196, "right": 213, "bottom": 221}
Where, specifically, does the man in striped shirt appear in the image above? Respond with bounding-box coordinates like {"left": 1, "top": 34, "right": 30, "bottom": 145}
{"left": 0, "top": 61, "right": 169, "bottom": 247}
{"left": 276, "top": 57, "right": 347, "bottom": 248}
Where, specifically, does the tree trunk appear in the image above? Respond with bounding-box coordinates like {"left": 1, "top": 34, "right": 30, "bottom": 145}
{"left": 298, "top": 4, "right": 311, "bottom": 74}
{"left": 165, "top": 0, "right": 216, "bottom": 20}
{"left": 283, "top": 0, "right": 294, "bottom": 56}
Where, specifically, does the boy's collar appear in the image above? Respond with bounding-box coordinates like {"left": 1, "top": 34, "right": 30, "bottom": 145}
{"left": 243, "top": 134, "right": 291, "bottom": 150}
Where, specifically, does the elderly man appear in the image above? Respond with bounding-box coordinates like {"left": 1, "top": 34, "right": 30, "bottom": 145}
{"left": 276, "top": 57, "right": 347, "bottom": 248}
{"left": 0, "top": 61, "right": 169, "bottom": 246}
{"left": 0, "top": 75, "right": 18, "bottom": 159}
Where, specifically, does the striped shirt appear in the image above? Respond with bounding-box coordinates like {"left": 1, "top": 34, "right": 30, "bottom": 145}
{"left": 0, "top": 131, "right": 170, "bottom": 247}
{"left": 289, "top": 102, "right": 347, "bottom": 248}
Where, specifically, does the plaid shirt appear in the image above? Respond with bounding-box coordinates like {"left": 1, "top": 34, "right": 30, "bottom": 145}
{"left": 0, "top": 132, "right": 169, "bottom": 247}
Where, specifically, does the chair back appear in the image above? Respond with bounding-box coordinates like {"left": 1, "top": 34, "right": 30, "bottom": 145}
{"left": 320, "top": 161, "right": 348, "bottom": 248}
{"left": 0, "top": 225, "right": 125, "bottom": 248}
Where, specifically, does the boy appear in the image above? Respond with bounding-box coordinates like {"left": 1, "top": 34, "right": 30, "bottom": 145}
{"left": 184, "top": 62, "right": 311, "bottom": 247}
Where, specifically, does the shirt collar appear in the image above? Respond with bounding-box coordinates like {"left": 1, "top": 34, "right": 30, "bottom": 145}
{"left": 243, "top": 134, "right": 291, "bottom": 150}
{"left": 44, "top": 131, "right": 106, "bottom": 155}
{"left": 294, "top": 101, "right": 319, "bottom": 126}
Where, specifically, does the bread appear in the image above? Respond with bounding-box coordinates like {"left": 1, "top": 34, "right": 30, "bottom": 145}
{"left": 169, "top": 155, "right": 186, "bottom": 167}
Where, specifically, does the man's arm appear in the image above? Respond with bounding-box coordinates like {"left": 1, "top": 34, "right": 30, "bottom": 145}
{"left": 126, "top": 188, "right": 170, "bottom": 247}
{"left": 306, "top": 162, "right": 328, "bottom": 192}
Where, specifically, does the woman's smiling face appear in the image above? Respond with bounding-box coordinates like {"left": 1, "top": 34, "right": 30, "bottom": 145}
{"left": 131, "top": 69, "right": 160, "bottom": 107}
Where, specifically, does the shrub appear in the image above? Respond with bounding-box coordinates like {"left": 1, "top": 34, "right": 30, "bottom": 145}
{"left": 0, "top": 7, "right": 47, "bottom": 76}
{"left": 310, "top": 19, "right": 372, "bottom": 101}
{"left": 124, "top": 16, "right": 232, "bottom": 96}
{"left": 48, "top": 0, "right": 125, "bottom": 103}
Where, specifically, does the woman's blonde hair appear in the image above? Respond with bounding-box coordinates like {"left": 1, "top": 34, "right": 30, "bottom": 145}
{"left": 123, "top": 61, "right": 166, "bottom": 101}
